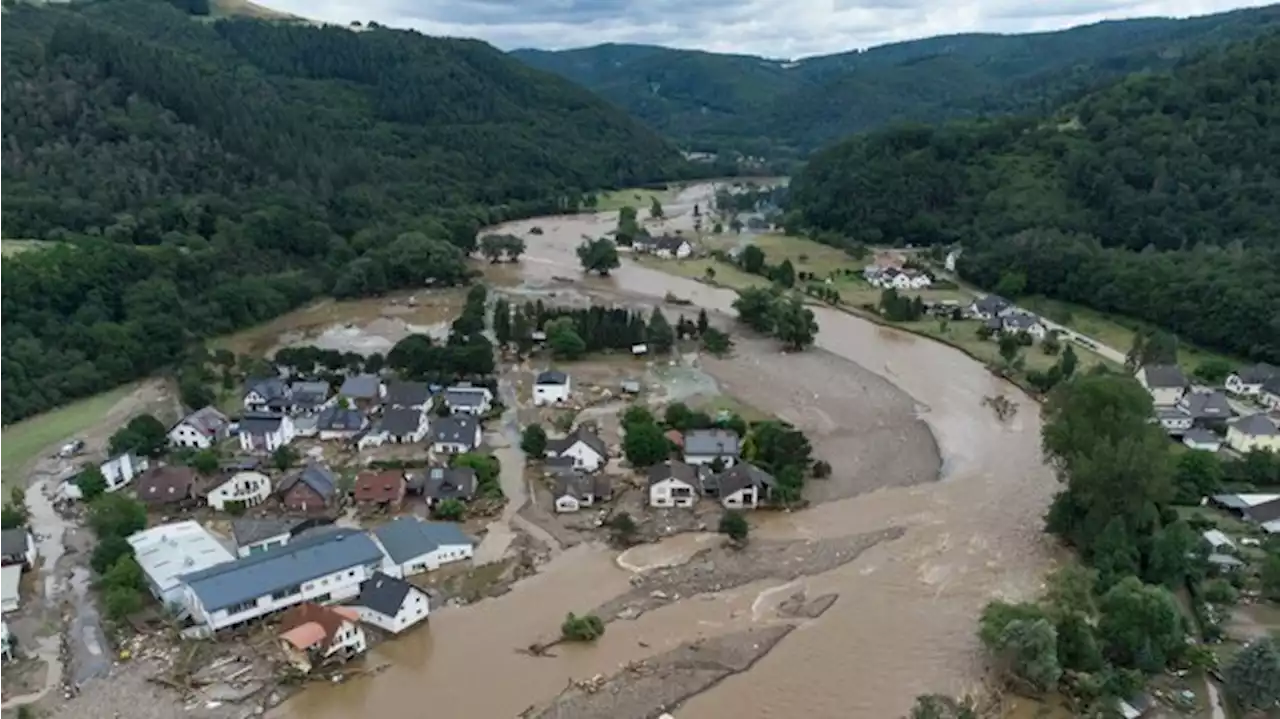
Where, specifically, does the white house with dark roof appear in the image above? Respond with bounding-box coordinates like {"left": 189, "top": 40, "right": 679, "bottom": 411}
{"left": 534, "top": 370, "right": 571, "bottom": 407}
{"left": 128, "top": 521, "right": 235, "bottom": 612}
{"left": 206, "top": 471, "right": 273, "bottom": 511}
{"left": 715, "top": 463, "right": 775, "bottom": 509}
{"left": 289, "top": 381, "right": 333, "bottom": 414}
{"left": 238, "top": 413, "right": 296, "bottom": 453}
{"left": 651, "top": 235, "right": 693, "bottom": 259}
{"left": 231, "top": 517, "right": 332, "bottom": 557}
{"left": 967, "top": 295, "right": 1012, "bottom": 320}
{"left": 1135, "top": 364, "right": 1188, "bottom": 406}
{"left": 385, "top": 381, "right": 431, "bottom": 411}
{"left": 0, "top": 528, "right": 36, "bottom": 569}
{"left": 416, "top": 467, "right": 476, "bottom": 508}
{"left": 1225, "top": 363, "right": 1278, "bottom": 396}
{"left": 443, "top": 385, "right": 493, "bottom": 416}
{"left": 376, "top": 407, "right": 429, "bottom": 444}
{"left": 243, "top": 377, "right": 290, "bottom": 413}
{"left": 1182, "top": 428, "right": 1222, "bottom": 453}
{"left": 168, "top": 407, "right": 230, "bottom": 450}
{"left": 647, "top": 460, "right": 700, "bottom": 508}
{"left": 1226, "top": 413, "right": 1280, "bottom": 454}
{"left": 180, "top": 528, "right": 385, "bottom": 632}
{"left": 430, "top": 415, "right": 481, "bottom": 454}
{"left": 339, "top": 374, "right": 384, "bottom": 411}
{"left": 683, "top": 429, "right": 741, "bottom": 468}
{"left": 371, "top": 517, "right": 474, "bottom": 578}
{"left": 1262, "top": 377, "right": 1280, "bottom": 411}
{"left": 315, "top": 406, "right": 368, "bottom": 441}
{"left": 553, "top": 472, "right": 612, "bottom": 513}
{"left": 1000, "top": 312, "right": 1046, "bottom": 340}
{"left": 545, "top": 427, "right": 608, "bottom": 472}
{"left": 350, "top": 572, "right": 430, "bottom": 634}
{"left": 1155, "top": 407, "right": 1193, "bottom": 436}
{"left": 62, "top": 452, "right": 150, "bottom": 501}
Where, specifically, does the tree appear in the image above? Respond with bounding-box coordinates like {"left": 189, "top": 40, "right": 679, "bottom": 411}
{"left": 272, "top": 444, "right": 299, "bottom": 472}
{"left": 76, "top": 465, "right": 110, "bottom": 501}
{"left": 1058, "top": 344, "right": 1078, "bottom": 379}
{"left": 87, "top": 494, "right": 148, "bottom": 539}
{"left": 493, "top": 298, "right": 512, "bottom": 346}
{"left": 609, "top": 511, "right": 638, "bottom": 546}
{"left": 90, "top": 535, "right": 134, "bottom": 575}
{"left": 978, "top": 601, "right": 1060, "bottom": 693}
{"left": 179, "top": 376, "right": 215, "bottom": 411}
{"left": 701, "top": 327, "right": 732, "bottom": 356}
{"left": 1261, "top": 553, "right": 1280, "bottom": 600}
{"left": 649, "top": 196, "right": 663, "bottom": 219}
{"left": 772, "top": 295, "right": 818, "bottom": 351}
{"left": 1041, "top": 333, "right": 1062, "bottom": 355}
{"left": 647, "top": 308, "right": 675, "bottom": 354}
{"left": 696, "top": 309, "right": 710, "bottom": 336}
{"left": 1224, "top": 637, "right": 1280, "bottom": 712}
{"left": 994, "top": 271, "right": 1027, "bottom": 298}
{"left": 189, "top": 449, "right": 220, "bottom": 475}
{"left": 101, "top": 554, "right": 147, "bottom": 592}
{"left": 732, "top": 287, "right": 776, "bottom": 333}
{"left": 546, "top": 317, "right": 587, "bottom": 360}
{"left": 623, "top": 420, "right": 670, "bottom": 467}
{"left": 1193, "top": 357, "right": 1233, "bottom": 385}
{"left": 521, "top": 423, "right": 548, "bottom": 458}
{"left": 433, "top": 498, "right": 466, "bottom": 521}
{"left": 1172, "top": 450, "right": 1222, "bottom": 505}
{"left": 561, "top": 612, "right": 605, "bottom": 641}
{"left": 108, "top": 414, "right": 168, "bottom": 457}
{"left": 1097, "top": 577, "right": 1185, "bottom": 672}
{"left": 773, "top": 259, "right": 796, "bottom": 288}
{"left": 740, "top": 245, "right": 766, "bottom": 274}
{"left": 102, "top": 585, "right": 144, "bottom": 621}
{"left": 577, "top": 238, "right": 621, "bottom": 275}
{"left": 997, "top": 333, "right": 1022, "bottom": 363}
{"left": 905, "top": 695, "right": 980, "bottom": 719}
{"left": 0, "top": 503, "right": 26, "bottom": 530}
{"left": 718, "top": 511, "right": 749, "bottom": 543}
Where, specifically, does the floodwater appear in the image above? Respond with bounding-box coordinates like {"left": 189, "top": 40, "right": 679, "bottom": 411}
{"left": 277, "top": 184, "right": 1059, "bottom": 718}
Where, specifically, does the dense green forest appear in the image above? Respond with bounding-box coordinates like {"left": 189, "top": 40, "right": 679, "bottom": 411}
{"left": 512, "top": 5, "right": 1280, "bottom": 159}
{"left": 788, "top": 32, "right": 1280, "bottom": 363}
{"left": 0, "top": 0, "right": 694, "bottom": 424}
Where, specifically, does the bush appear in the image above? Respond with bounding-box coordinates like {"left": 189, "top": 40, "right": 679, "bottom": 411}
{"left": 561, "top": 612, "right": 605, "bottom": 642}
{"left": 609, "top": 512, "right": 638, "bottom": 546}
{"left": 433, "top": 498, "right": 466, "bottom": 521}
{"left": 90, "top": 536, "right": 134, "bottom": 575}
{"left": 1201, "top": 578, "right": 1239, "bottom": 605}
{"left": 719, "top": 511, "right": 749, "bottom": 543}
{"left": 812, "top": 460, "right": 832, "bottom": 479}
{"left": 102, "top": 586, "right": 144, "bottom": 621}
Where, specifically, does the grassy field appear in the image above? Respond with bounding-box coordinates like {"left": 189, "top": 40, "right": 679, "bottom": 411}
{"left": 898, "top": 318, "right": 1112, "bottom": 374}
{"left": 595, "top": 186, "right": 675, "bottom": 212}
{"left": 0, "top": 385, "right": 136, "bottom": 483}
{"left": 1, "top": 239, "right": 55, "bottom": 258}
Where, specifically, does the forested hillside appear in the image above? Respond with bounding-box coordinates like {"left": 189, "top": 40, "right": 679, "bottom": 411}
{"left": 788, "top": 32, "right": 1280, "bottom": 363}
{"left": 0, "top": 0, "right": 689, "bottom": 424}
{"left": 512, "top": 5, "right": 1280, "bottom": 159}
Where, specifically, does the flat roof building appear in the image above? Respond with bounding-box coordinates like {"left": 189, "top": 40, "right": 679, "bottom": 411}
{"left": 128, "top": 521, "right": 235, "bottom": 613}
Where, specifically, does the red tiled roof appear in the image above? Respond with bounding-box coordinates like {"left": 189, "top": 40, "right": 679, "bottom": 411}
{"left": 353, "top": 470, "right": 406, "bottom": 503}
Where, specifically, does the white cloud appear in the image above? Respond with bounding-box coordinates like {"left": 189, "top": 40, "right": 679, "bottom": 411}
{"left": 264, "top": 0, "right": 1271, "bottom": 58}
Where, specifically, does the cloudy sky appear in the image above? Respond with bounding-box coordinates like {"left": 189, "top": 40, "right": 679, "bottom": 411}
{"left": 266, "top": 0, "right": 1271, "bottom": 58}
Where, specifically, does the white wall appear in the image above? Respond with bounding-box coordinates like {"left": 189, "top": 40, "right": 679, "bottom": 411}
{"left": 169, "top": 423, "right": 214, "bottom": 449}
{"left": 553, "top": 441, "right": 603, "bottom": 472}
{"left": 190, "top": 562, "right": 378, "bottom": 632}
{"left": 649, "top": 479, "right": 696, "bottom": 508}
{"left": 208, "top": 471, "right": 272, "bottom": 511}
{"left": 237, "top": 532, "right": 291, "bottom": 558}
{"left": 686, "top": 454, "right": 736, "bottom": 469}
{"left": 384, "top": 542, "right": 474, "bottom": 578}
{"left": 354, "top": 588, "right": 429, "bottom": 634}
{"left": 534, "top": 382, "right": 570, "bottom": 406}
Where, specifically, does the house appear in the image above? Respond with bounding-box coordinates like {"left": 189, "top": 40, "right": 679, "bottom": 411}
{"left": 1177, "top": 391, "right": 1233, "bottom": 426}
{"left": 944, "top": 249, "right": 961, "bottom": 272}
{"left": 384, "top": 381, "right": 430, "bottom": 410}
{"left": 289, "top": 381, "right": 333, "bottom": 414}
{"left": 1135, "top": 364, "right": 1188, "bottom": 406}
{"left": 350, "top": 572, "right": 430, "bottom": 635}
{"left": 683, "top": 429, "right": 741, "bottom": 468}
{"left": 237, "top": 413, "right": 296, "bottom": 453}
{"left": 1118, "top": 693, "right": 1155, "bottom": 719}
{"left": 1262, "top": 377, "right": 1280, "bottom": 411}
{"left": 545, "top": 427, "right": 608, "bottom": 473}
{"left": 1182, "top": 428, "right": 1222, "bottom": 453}
{"left": 278, "top": 603, "right": 366, "bottom": 673}
{"left": 1, "top": 565, "right": 20, "bottom": 614}
{"left": 353, "top": 470, "right": 407, "bottom": 510}
{"left": 1225, "top": 363, "right": 1278, "bottom": 396}
{"left": 206, "top": 470, "right": 273, "bottom": 511}
{"left": 181, "top": 528, "right": 385, "bottom": 632}
{"left": 100, "top": 453, "right": 150, "bottom": 493}
{"left": 1225, "top": 414, "right": 1280, "bottom": 454}
{"left": 621, "top": 379, "right": 641, "bottom": 395}
{"left": 1208, "top": 553, "right": 1247, "bottom": 571}
{"left": 1210, "top": 493, "right": 1280, "bottom": 516}
{"left": 1000, "top": 313, "right": 1046, "bottom": 340}
{"left": 134, "top": 466, "right": 198, "bottom": 507}
{"left": 1201, "top": 529, "right": 1236, "bottom": 553}
{"left": 377, "top": 407, "right": 429, "bottom": 444}
{"left": 278, "top": 465, "right": 340, "bottom": 512}
{"left": 647, "top": 460, "right": 700, "bottom": 508}
{"left": 1243, "top": 498, "right": 1280, "bottom": 534}
{"left": 231, "top": 517, "right": 332, "bottom": 557}
{"left": 128, "top": 521, "right": 235, "bottom": 612}
{"left": 243, "top": 377, "right": 290, "bottom": 414}
{"left": 1155, "top": 407, "right": 1193, "bottom": 436}
{"left": 315, "top": 406, "right": 368, "bottom": 440}
{"left": 651, "top": 235, "right": 692, "bottom": 259}
{"left": 967, "top": 295, "right": 1012, "bottom": 320}
{"left": 430, "top": 415, "right": 482, "bottom": 455}
{"left": 371, "top": 517, "right": 474, "bottom": 578}
{"left": 0, "top": 528, "right": 36, "bottom": 569}
{"left": 338, "top": 374, "right": 383, "bottom": 411}
{"left": 443, "top": 385, "right": 493, "bottom": 416}
{"left": 716, "top": 463, "right": 775, "bottom": 509}
{"left": 168, "top": 407, "right": 229, "bottom": 450}
{"left": 416, "top": 467, "right": 476, "bottom": 508}
{"left": 534, "top": 370, "right": 572, "bottom": 407}
{"left": 552, "top": 472, "right": 613, "bottom": 513}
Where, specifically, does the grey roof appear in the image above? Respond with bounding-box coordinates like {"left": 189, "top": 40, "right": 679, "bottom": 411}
{"left": 352, "top": 571, "right": 420, "bottom": 617}
{"left": 536, "top": 370, "right": 568, "bottom": 386}
{"left": 245, "top": 377, "right": 288, "bottom": 402}
{"left": 177, "top": 407, "right": 229, "bottom": 436}
{"left": 1234, "top": 363, "right": 1278, "bottom": 384}
{"left": 231, "top": 518, "right": 311, "bottom": 547}
{"left": 316, "top": 406, "right": 367, "bottom": 432}
{"left": 381, "top": 408, "right": 423, "bottom": 436}
{"left": 339, "top": 374, "right": 381, "bottom": 400}
{"left": 419, "top": 467, "right": 476, "bottom": 499}
{"left": 1183, "top": 428, "right": 1221, "bottom": 446}
{"left": 1, "top": 528, "right": 28, "bottom": 557}
{"left": 1002, "top": 313, "right": 1041, "bottom": 330}
{"left": 1141, "top": 364, "right": 1187, "bottom": 389}
{"left": 372, "top": 517, "right": 472, "bottom": 564}
{"left": 385, "top": 381, "right": 430, "bottom": 408}
{"left": 1181, "top": 391, "right": 1233, "bottom": 420}
{"left": 431, "top": 415, "right": 480, "bottom": 447}
{"left": 279, "top": 465, "right": 338, "bottom": 499}
{"left": 1232, "top": 413, "right": 1279, "bottom": 437}
{"left": 554, "top": 472, "right": 590, "bottom": 498}
{"left": 1264, "top": 376, "right": 1280, "bottom": 396}
{"left": 1208, "top": 553, "right": 1246, "bottom": 568}
{"left": 1156, "top": 407, "right": 1191, "bottom": 422}
{"left": 547, "top": 427, "right": 608, "bottom": 459}
{"left": 289, "top": 381, "right": 331, "bottom": 408}
{"left": 654, "top": 235, "right": 687, "bottom": 252}
{"left": 972, "top": 295, "right": 1010, "bottom": 314}
{"left": 238, "top": 413, "right": 284, "bottom": 435}
{"left": 684, "top": 429, "right": 741, "bottom": 458}
{"left": 182, "top": 528, "right": 383, "bottom": 613}
{"left": 647, "top": 460, "right": 699, "bottom": 487}
{"left": 716, "top": 462, "right": 776, "bottom": 496}
{"left": 1246, "top": 498, "right": 1280, "bottom": 524}
{"left": 444, "top": 386, "right": 489, "bottom": 409}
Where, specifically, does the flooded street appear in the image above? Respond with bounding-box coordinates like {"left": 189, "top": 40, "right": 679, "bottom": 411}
{"left": 277, "top": 183, "right": 1059, "bottom": 718}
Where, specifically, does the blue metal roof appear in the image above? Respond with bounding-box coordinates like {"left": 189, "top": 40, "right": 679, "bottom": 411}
{"left": 372, "top": 517, "right": 473, "bottom": 564}
{"left": 182, "top": 528, "right": 384, "bottom": 612}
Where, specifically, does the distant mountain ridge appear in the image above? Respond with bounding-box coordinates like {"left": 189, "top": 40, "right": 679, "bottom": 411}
{"left": 512, "top": 5, "right": 1280, "bottom": 158}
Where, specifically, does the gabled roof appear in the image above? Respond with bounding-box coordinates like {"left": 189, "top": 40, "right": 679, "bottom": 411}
{"left": 183, "top": 528, "right": 382, "bottom": 613}
{"left": 716, "top": 462, "right": 776, "bottom": 496}
{"left": 1231, "top": 413, "right": 1279, "bottom": 437}
{"left": 1182, "top": 428, "right": 1221, "bottom": 446}
{"left": 354, "top": 470, "right": 406, "bottom": 503}
{"left": 372, "top": 517, "right": 472, "bottom": 564}
{"left": 239, "top": 413, "right": 284, "bottom": 435}
{"left": 380, "top": 407, "right": 423, "bottom": 436}
{"left": 1140, "top": 364, "right": 1187, "bottom": 389}
{"left": 535, "top": 370, "right": 569, "bottom": 386}
{"left": 279, "top": 465, "right": 338, "bottom": 499}
{"left": 135, "top": 466, "right": 197, "bottom": 505}
{"left": 444, "top": 385, "right": 490, "bottom": 408}
{"left": 431, "top": 415, "right": 480, "bottom": 447}
{"left": 279, "top": 603, "right": 360, "bottom": 650}
{"left": 547, "top": 427, "right": 608, "bottom": 459}
{"left": 339, "top": 374, "right": 381, "bottom": 399}
{"left": 1181, "top": 391, "right": 1232, "bottom": 420}
{"left": 684, "top": 429, "right": 740, "bottom": 458}
{"left": 0, "top": 528, "right": 29, "bottom": 557}
{"left": 1234, "top": 363, "right": 1278, "bottom": 384}
{"left": 1246, "top": 497, "right": 1280, "bottom": 524}
{"left": 418, "top": 466, "right": 476, "bottom": 499}
{"left": 245, "top": 377, "right": 288, "bottom": 401}
{"left": 316, "top": 406, "right": 367, "bottom": 431}
{"left": 231, "top": 517, "right": 316, "bottom": 547}
{"left": 175, "top": 407, "right": 229, "bottom": 436}
{"left": 1002, "top": 313, "right": 1041, "bottom": 330}
{"left": 972, "top": 295, "right": 1010, "bottom": 313}
{"left": 352, "top": 572, "right": 422, "bottom": 617}
{"left": 647, "top": 460, "right": 698, "bottom": 487}
{"left": 654, "top": 235, "right": 687, "bottom": 252}
{"left": 1264, "top": 376, "right": 1280, "bottom": 396}
{"left": 289, "top": 381, "right": 331, "bottom": 407}
{"left": 385, "top": 381, "right": 430, "bottom": 408}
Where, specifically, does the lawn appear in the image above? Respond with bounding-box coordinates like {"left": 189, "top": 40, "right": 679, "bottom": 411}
{"left": 1, "top": 239, "right": 55, "bottom": 258}
{"left": 0, "top": 385, "right": 136, "bottom": 484}
{"left": 595, "top": 186, "right": 675, "bottom": 212}
{"left": 898, "top": 319, "right": 1096, "bottom": 374}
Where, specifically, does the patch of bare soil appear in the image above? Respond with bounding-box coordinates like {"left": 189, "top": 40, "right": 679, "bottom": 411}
{"left": 529, "top": 625, "right": 795, "bottom": 719}
{"left": 776, "top": 591, "right": 839, "bottom": 619}
{"left": 701, "top": 335, "right": 941, "bottom": 503}
{"left": 594, "top": 527, "right": 904, "bottom": 622}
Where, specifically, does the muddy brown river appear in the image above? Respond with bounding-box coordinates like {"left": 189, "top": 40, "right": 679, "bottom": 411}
{"left": 278, "top": 184, "right": 1059, "bottom": 718}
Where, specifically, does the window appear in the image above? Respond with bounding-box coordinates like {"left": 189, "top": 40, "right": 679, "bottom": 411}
{"left": 271, "top": 585, "right": 302, "bottom": 601}
{"left": 225, "top": 599, "right": 257, "bottom": 615}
